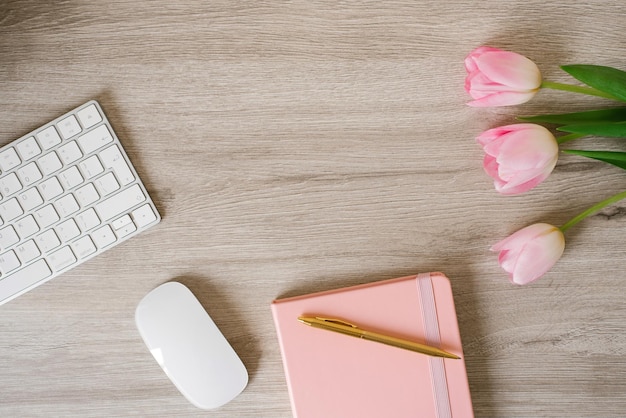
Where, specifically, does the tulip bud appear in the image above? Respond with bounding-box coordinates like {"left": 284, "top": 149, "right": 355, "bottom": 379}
{"left": 477, "top": 124, "right": 558, "bottom": 195}
{"left": 491, "top": 223, "right": 565, "bottom": 285}
{"left": 465, "top": 46, "right": 542, "bottom": 107}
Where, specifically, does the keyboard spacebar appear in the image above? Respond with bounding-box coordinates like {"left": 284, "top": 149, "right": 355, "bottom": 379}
{"left": 95, "top": 184, "right": 146, "bottom": 221}
{"left": 0, "top": 260, "right": 52, "bottom": 303}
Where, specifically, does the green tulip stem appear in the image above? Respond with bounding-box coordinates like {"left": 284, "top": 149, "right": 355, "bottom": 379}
{"left": 541, "top": 81, "right": 618, "bottom": 100}
{"left": 560, "top": 189, "right": 626, "bottom": 233}
{"left": 556, "top": 133, "right": 586, "bottom": 144}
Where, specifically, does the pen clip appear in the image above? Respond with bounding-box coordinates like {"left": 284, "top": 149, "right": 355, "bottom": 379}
{"left": 315, "top": 317, "right": 358, "bottom": 328}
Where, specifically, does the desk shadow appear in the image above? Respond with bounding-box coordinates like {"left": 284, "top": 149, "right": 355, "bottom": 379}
{"left": 161, "top": 275, "right": 261, "bottom": 381}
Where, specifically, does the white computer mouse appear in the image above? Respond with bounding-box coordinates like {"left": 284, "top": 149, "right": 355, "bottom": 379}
{"left": 135, "top": 281, "right": 248, "bottom": 410}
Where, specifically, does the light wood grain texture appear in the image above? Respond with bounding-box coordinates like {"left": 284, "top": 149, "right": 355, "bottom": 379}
{"left": 1, "top": 1, "right": 626, "bottom": 416}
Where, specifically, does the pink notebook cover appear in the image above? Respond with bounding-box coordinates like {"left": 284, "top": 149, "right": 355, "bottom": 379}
{"left": 271, "top": 273, "right": 473, "bottom": 418}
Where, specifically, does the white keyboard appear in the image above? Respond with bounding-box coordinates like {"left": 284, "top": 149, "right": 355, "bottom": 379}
{"left": 0, "top": 100, "right": 160, "bottom": 305}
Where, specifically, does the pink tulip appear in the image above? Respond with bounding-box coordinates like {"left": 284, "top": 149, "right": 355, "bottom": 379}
{"left": 491, "top": 223, "right": 565, "bottom": 285}
{"left": 477, "top": 123, "right": 558, "bottom": 195}
{"left": 465, "top": 46, "right": 542, "bottom": 107}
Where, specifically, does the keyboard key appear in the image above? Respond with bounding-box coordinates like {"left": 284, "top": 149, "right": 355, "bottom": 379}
{"left": 131, "top": 204, "right": 158, "bottom": 228}
{"left": 0, "top": 225, "right": 19, "bottom": 249}
{"left": 75, "top": 183, "right": 99, "bottom": 207}
{"left": 34, "top": 204, "right": 60, "bottom": 229}
{"left": 112, "top": 214, "right": 132, "bottom": 230}
{"left": 115, "top": 221, "right": 136, "bottom": 238}
{"left": 112, "top": 215, "right": 136, "bottom": 238}
{"left": 91, "top": 225, "right": 116, "bottom": 248}
{"left": 56, "top": 219, "right": 80, "bottom": 241}
{"left": 77, "top": 104, "right": 102, "bottom": 129}
{"left": 79, "top": 155, "right": 104, "bottom": 179}
{"left": 15, "top": 240, "right": 41, "bottom": 264}
{"left": 76, "top": 208, "right": 100, "bottom": 231}
{"left": 96, "top": 184, "right": 145, "bottom": 222}
{"left": 17, "top": 162, "right": 43, "bottom": 186}
{"left": 57, "top": 141, "right": 83, "bottom": 165}
{"left": 47, "top": 246, "right": 76, "bottom": 271}
{"left": 95, "top": 172, "right": 119, "bottom": 196}
{"left": 0, "top": 198, "right": 24, "bottom": 222}
{"left": 58, "top": 166, "right": 84, "bottom": 189}
{"left": 36, "top": 230, "right": 61, "bottom": 253}
{"left": 57, "top": 115, "right": 82, "bottom": 139}
{"left": 100, "top": 145, "right": 134, "bottom": 185}
{"left": 0, "top": 250, "right": 20, "bottom": 274}
{"left": 15, "top": 215, "right": 39, "bottom": 239}
{"left": 38, "top": 151, "right": 63, "bottom": 176}
{"left": 16, "top": 137, "right": 42, "bottom": 161}
{"left": 0, "top": 173, "right": 23, "bottom": 197}
{"left": 36, "top": 126, "right": 62, "bottom": 150}
{"left": 77, "top": 125, "right": 113, "bottom": 154}
{"left": 55, "top": 194, "right": 79, "bottom": 217}
{"left": 39, "top": 177, "right": 64, "bottom": 200}
{"left": 0, "top": 259, "right": 52, "bottom": 302}
{"left": 18, "top": 187, "right": 44, "bottom": 212}
{"left": 72, "top": 235, "right": 96, "bottom": 259}
{"left": 0, "top": 148, "right": 21, "bottom": 172}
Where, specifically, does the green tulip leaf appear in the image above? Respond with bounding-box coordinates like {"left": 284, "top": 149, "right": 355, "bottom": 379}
{"left": 518, "top": 107, "right": 626, "bottom": 125}
{"left": 563, "top": 149, "right": 626, "bottom": 171}
{"left": 561, "top": 65, "right": 626, "bottom": 102}
{"left": 557, "top": 121, "right": 626, "bottom": 138}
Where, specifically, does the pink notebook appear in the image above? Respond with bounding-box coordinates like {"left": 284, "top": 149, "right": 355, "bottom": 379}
{"left": 271, "top": 273, "right": 473, "bottom": 418}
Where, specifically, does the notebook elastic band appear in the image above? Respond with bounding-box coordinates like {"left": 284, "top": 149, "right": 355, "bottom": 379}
{"left": 417, "top": 273, "right": 452, "bottom": 418}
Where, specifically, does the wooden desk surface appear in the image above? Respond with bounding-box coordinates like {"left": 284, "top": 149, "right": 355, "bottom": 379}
{"left": 1, "top": 1, "right": 625, "bottom": 416}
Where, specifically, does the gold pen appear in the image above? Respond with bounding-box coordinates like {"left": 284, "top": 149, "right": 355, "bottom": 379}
{"left": 298, "top": 316, "right": 460, "bottom": 360}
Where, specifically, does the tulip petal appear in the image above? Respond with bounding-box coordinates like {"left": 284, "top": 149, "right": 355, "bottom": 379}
{"left": 511, "top": 231, "right": 565, "bottom": 284}
{"left": 481, "top": 135, "right": 509, "bottom": 157}
{"left": 475, "top": 51, "right": 542, "bottom": 90}
{"left": 483, "top": 154, "right": 499, "bottom": 178}
{"left": 496, "top": 171, "right": 551, "bottom": 195}
{"left": 464, "top": 46, "right": 501, "bottom": 73}
{"left": 497, "top": 248, "right": 519, "bottom": 276}
{"left": 467, "top": 72, "right": 529, "bottom": 96}
{"left": 476, "top": 125, "right": 520, "bottom": 145}
{"left": 497, "top": 139, "right": 556, "bottom": 170}
{"left": 491, "top": 223, "right": 548, "bottom": 252}
{"left": 467, "top": 91, "right": 537, "bottom": 107}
